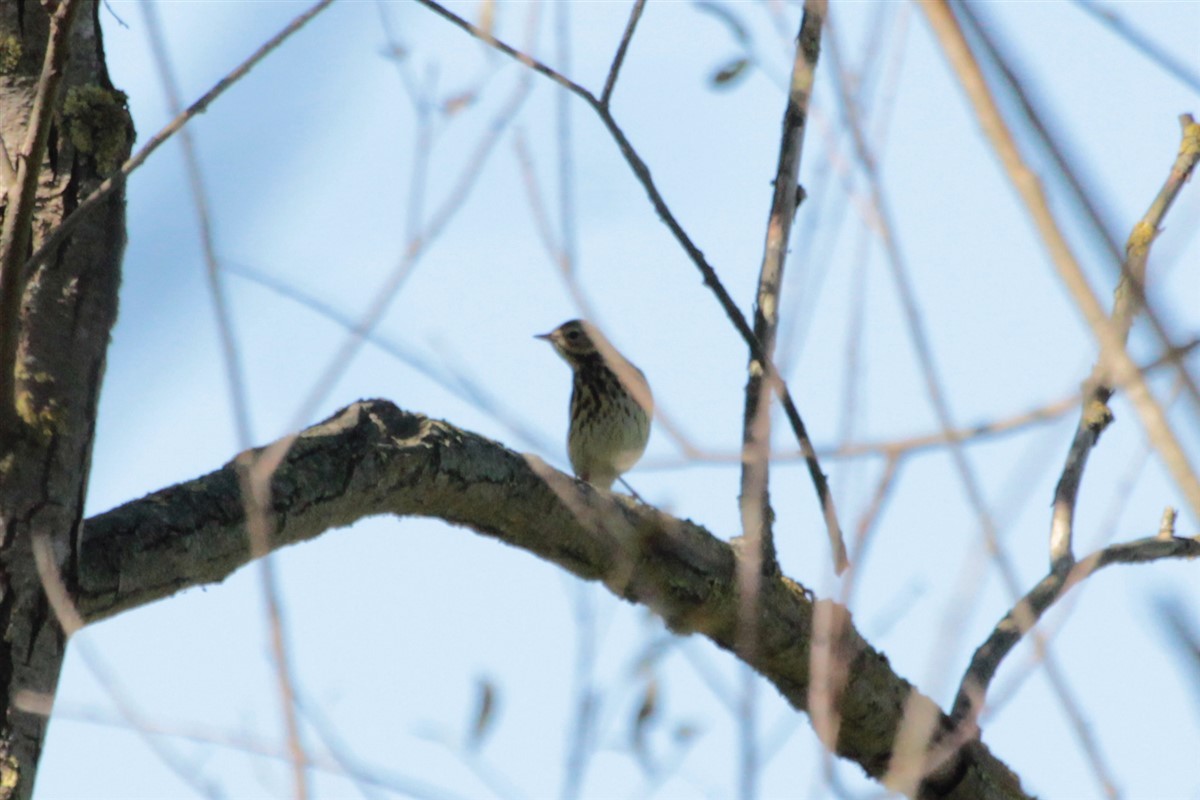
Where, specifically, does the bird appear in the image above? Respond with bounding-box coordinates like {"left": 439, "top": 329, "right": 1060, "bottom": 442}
{"left": 536, "top": 319, "right": 653, "bottom": 491}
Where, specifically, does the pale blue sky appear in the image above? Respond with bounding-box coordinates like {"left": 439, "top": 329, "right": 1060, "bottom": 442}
{"left": 36, "top": 1, "right": 1200, "bottom": 798}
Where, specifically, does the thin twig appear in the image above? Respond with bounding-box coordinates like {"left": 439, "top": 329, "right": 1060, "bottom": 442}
{"left": 824, "top": 27, "right": 1056, "bottom": 789}
{"left": 638, "top": 337, "right": 1199, "bottom": 470}
{"left": 600, "top": 0, "right": 647, "bottom": 107}
{"left": 55, "top": 703, "right": 468, "bottom": 799}
{"left": 554, "top": 3, "right": 582, "bottom": 306}
{"left": 141, "top": 3, "right": 252, "bottom": 448}
{"left": 1071, "top": 0, "right": 1200, "bottom": 95}
{"left": 974, "top": 384, "right": 1180, "bottom": 733}
{"left": 963, "top": 1, "right": 1200, "bottom": 422}
{"left": 827, "top": 0, "right": 1029, "bottom": 601}
{"left": 1049, "top": 112, "right": 1200, "bottom": 568}
{"left": 0, "top": 0, "right": 81, "bottom": 438}
{"left": 919, "top": 0, "right": 1200, "bottom": 568}
{"left": 956, "top": 0, "right": 1200, "bottom": 420}
{"left": 826, "top": 16, "right": 1077, "bottom": 788}
{"left": 414, "top": 0, "right": 845, "bottom": 575}
{"left": 561, "top": 585, "right": 598, "bottom": 800}
{"left": 294, "top": 689, "right": 388, "bottom": 800}
{"left": 953, "top": 530, "right": 1200, "bottom": 725}
{"left": 734, "top": 8, "right": 829, "bottom": 793}
{"left": 738, "top": 0, "right": 841, "bottom": 590}
{"left": 955, "top": 0, "right": 1122, "bottom": 261}
{"left": 16, "top": 0, "right": 336, "bottom": 299}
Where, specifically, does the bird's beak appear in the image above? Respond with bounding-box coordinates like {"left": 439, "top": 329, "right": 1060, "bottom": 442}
{"left": 534, "top": 332, "right": 553, "bottom": 341}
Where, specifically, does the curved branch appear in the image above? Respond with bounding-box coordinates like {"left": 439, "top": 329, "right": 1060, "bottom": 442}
{"left": 953, "top": 525, "right": 1200, "bottom": 724}
{"left": 80, "top": 400, "right": 1027, "bottom": 800}
{"left": 1050, "top": 114, "right": 1200, "bottom": 570}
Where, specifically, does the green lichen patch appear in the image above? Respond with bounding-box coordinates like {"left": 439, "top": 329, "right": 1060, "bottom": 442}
{"left": 62, "top": 85, "right": 132, "bottom": 176}
{"left": 13, "top": 363, "right": 62, "bottom": 439}
{"left": 0, "top": 36, "right": 22, "bottom": 75}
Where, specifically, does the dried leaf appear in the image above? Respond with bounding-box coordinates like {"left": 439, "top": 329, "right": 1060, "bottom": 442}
{"left": 442, "top": 90, "right": 477, "bottom": 116}
{"left": 711, "top": 57, "right": 751, "bottom": 89}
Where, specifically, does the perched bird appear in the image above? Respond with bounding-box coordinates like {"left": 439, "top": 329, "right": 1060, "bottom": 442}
{"left": 536, "top": 320, "right": 653, "bottom": 490}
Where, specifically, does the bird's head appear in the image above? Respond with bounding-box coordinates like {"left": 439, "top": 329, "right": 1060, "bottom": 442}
{"left": 536, "top": 319, "right": 598, "bottom": 367}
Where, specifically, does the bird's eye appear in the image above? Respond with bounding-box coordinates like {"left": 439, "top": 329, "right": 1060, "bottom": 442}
{"left": 566, "top": 330, "right": 581, "bottom": 341}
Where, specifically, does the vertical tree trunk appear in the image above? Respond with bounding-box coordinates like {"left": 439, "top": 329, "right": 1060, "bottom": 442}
{"left": 0, "top": 2, "right": 130, "bottom": 796}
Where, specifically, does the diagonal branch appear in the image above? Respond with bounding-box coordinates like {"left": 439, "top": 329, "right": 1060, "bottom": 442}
{"left": 600, "top": 0, "right": 646, "bottom": 107}
{"left": 1070, "top": 0, "right": 1200, "bottom": 95}
{"left": 739, "top": 0, "right": 847, "bottom": 586}
{"left": 953, "top": 517, "right": 1200, "bottom": 724}
{"left": 918, "top": 0, "right": 1200, "bottom": 569}
{"left": 1050, "top": 115, "right": 1200, "bottom": 569}
{"left": 79, "top": 400, "right": 1029, "bottom": 800}
{"left": 14, "top": 0, "right": 335, "bottom": 313}
{"left": 734, "top": 11, "right": 832, "bottom": 793}
{"left": 414, "top": 0, "right": 844, "bottom": 570}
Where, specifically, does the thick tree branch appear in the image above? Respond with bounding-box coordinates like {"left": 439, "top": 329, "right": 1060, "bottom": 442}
{"left": 80, "top": 400, "right": 1027, "bottom": 799}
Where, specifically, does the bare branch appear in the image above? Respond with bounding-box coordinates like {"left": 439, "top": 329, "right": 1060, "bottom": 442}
{"left": 415, "top": 0, "right": 844, "bottom": 575}
{"left": 16, "top": 0, "right": 336, "bottom": 297}
{"left": 142, "top": 12, "right": 309, "bottom": 788}
{"left": 918, "top": 0, "right": 1200, "bottom": 566}
{"left": 600, "top": 0, "right": 646, "bottom": 107}
{"left": 737, "top": 6, "right": 834, "bottom": 791}
{"left": 958, "top": 0, "right": 1200, "bottom": 420}
{"left": 1071, "top": 0, "right": 1200, "bottom": 95}
{"left": 637, "top": 337, "right": 1199, "bottom": 470}
{"left": 953, "top": 529, "right": 1200, "bottom": 724}
{"left": 827, "top": 0, "right": 1031, "bottom": 602}
{"left": 79, "top": 400, "right": 1030, "bottom": 800}
{"left": 739, "top": 0, "right": 846, "bottom": 588}
{"left": 1050, "top": 115, "right": 1200, "bottom": 568}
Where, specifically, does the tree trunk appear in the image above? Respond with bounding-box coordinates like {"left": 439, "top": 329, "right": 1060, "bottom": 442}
{"left": 0, "top": 2, "right": 131, "bottom": 796}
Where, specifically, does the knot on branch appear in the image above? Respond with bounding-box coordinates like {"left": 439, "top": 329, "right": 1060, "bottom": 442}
{"left": 1081, "top": 398, "right": 1113, "bottom": 434}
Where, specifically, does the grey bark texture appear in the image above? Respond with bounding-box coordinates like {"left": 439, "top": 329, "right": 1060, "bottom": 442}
{"left": 82, "top": 400, "right": 1030, "bottom": 799}
{"left": 0, "top": 2, "right": 131, "bottom": 796}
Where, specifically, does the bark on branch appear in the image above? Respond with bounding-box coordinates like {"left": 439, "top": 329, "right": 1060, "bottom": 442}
{"left": 80, "top": 400, "right": 1027, "bottom": 799}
